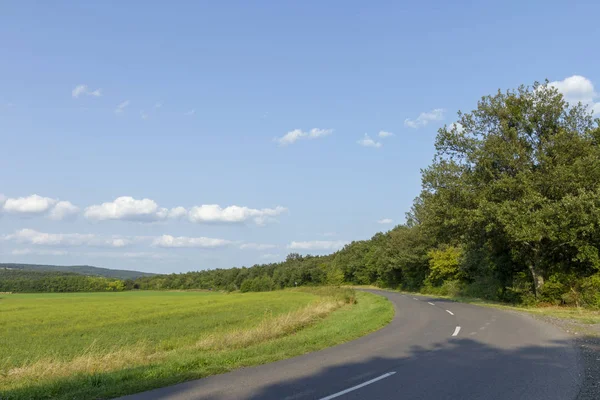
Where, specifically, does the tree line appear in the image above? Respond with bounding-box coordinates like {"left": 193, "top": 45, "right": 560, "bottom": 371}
{"left": 0, "top": 269, "right": 130, "bottom": 293}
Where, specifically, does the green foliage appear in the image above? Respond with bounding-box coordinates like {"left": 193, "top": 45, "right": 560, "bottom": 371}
{"left": 581, "top": 274, "right": 600, "bottom": 309}
{"left": 325, "top": 267, "right": 345, "bottom": 286}
{"left": 426, "top": 246, "right": 462, "bottom": 286}
{"left": 240, "top": 276, "right": 275, "bottom": 292}
{"left": 0, "top": 269, "right": 126, "bottom": 293}
{"left": 415, "top": 81, "right": 600, "bottom": 303}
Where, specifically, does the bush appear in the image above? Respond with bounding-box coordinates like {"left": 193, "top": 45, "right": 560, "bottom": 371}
{"left": 440, "top": 280, "right": 463, "bottom": 297}
{"left": 240, "top": 279, "right": 253, "bottom": 293}
{"left": 460, "top": 276, "right": 502, "bottom": 301}
{"left": 253, "top": 276, "right": 275, "bottom": 292}
{"left": 539, "top": 276, "right": 566, "bottom": 305}
{"left": 425, "top": 246, "right": 462, "bottom": 287}
{"left": 503, "top": 272, "right": 534, "bottom": 305}
{"left": 581, "top": 274, "right": 600, "bottom": 309}
{"left": 240, "top": 276, "right": 275, "bottom": 293}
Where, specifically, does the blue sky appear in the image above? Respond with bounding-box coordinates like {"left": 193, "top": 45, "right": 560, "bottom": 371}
{"left": 1, "top": 1, "right": 599, "bottom": 273}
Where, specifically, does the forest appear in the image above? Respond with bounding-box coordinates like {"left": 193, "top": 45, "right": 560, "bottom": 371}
{"left": 5, "top": 82, "right": 600, "bottom": 308}
{"left": 0, "top": 269, "right": 131, "bottom": 293}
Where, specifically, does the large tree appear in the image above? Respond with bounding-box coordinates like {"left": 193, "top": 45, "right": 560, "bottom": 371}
{"left": 419, "top": 82, "right": 600, "bottom": 297}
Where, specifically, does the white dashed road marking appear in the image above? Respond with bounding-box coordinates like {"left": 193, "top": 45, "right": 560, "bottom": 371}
{"left": 452, "top": 326, "right": 461, "bottom": 337}
{"left": 318, "top": 372, "right": 397, "bottom": 400}
{"left": 446, "top": 310, "right": 454, "bottom": 315}
{"left": 428, "top": 302, "right": 435, "bottom": 306}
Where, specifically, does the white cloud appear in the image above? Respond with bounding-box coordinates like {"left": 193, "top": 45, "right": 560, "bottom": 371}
{"left": 276, "top": 128, "right": 333, "bottom": 146}
{"left": 378, "top": 130, "right": 394, "bottom": 138}
{"left": 12, "top": 248, "right": 68, "bottom": 256}
{"left": 115, "top": 100, "right": 130, "bottom": 114}
{"left": 72, "top": 84, "right": 102, "bottom": 98}
{"left": 168, "top": 206, "right": 188, "bottom": 219}
{"left": 121, "top": 252, "right": 172, "bottom": 259}
{"left": 404, "top": 108, "right": 445, "bottom": 128}
{"left": 152, "top": 234, "right": 231, "bottom": 248}
{"left": 308, "top": 128, "right": 333, "bottom": 138}
{"left": 80, "top": 251, "right": 170, "bottom": 259}
{"left": 277, "top": 129, "right": 305, "bottom": 145}
{"left": 5, "top": 229, "right": 94, "bottom": 246}
{"left": 84, "top": 196, "right": 183, "bottom": 222}
{"left": 3, "top": 194, "right": 56, "bottom": 215}
{"left": 357, "top": 134, "right": 382, "bottom": 148}
{"left": 1, "top": 194, "right": 80, "bottom": 220}
{"left": 72, "top": 86, "right": 86, "bottom": 98}
{"left": 188, "top": 204, "right": 287, "bottom": 225}
{"left": 185, "top": 109, "right": 195, "bottom": 116}
{"left": 240, "top": 243, "right": 277, "bottom": 250}
{"left": 48, "top": 201, "right": 79, "bottom": 220}
{"left": 141, "top": 111, "right": 149, "bottom": 120}
{"left": 378, "top": 218, "right": 393, "bottom": 224}
{"left": 549, "top": 75, "right": 600, "bottom": 116}
{"left": 288, "top": 240, "right": 348, "bottom": 251}
{"left": 108, "top": 238, "right": 129, "bottom": 248}
{"left": 3, "top": 228, "right": 134, "bottom": 248}
{"left": 154, "top": 102, "right": 163, "bottom": 109}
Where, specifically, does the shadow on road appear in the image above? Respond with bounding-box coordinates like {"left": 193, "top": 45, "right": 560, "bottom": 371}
{"left": 109, "top": 335, "right": 586, "bottom": 400}
{"left": 229, "top": 337, "right": 582, "bottom": 400}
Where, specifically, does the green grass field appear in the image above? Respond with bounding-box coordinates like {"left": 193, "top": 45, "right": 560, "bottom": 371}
{"left": 0, "top": 288, "right": 393, "bottom": 399}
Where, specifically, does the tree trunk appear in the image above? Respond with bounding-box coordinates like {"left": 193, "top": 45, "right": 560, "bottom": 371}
{"left": 528, "top": 264, "right": 544, "bottom": 298}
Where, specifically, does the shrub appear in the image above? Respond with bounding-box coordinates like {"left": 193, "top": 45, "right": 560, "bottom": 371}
{"left": 503, "top": 272, "right": 534, "bottom": 305}
{"left": 462, "top": 280, "right": 501, "bottom": 301}
{"left": 581, "top": 274, "right": 600, "bottom": 309}
{"left": 240, "top": 276, "right": 275, "bottom": 293}
{"left": 440, "top": 280, "right": 463, "bottom": 297}
{"left": 539, "top": 276, "right": 566, "bottom": 305}
{"left": 425, "top": 246, "right": 462, "bottom": 287}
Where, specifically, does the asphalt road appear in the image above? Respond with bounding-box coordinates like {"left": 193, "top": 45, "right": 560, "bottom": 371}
{"left": 121, "top": 290, "right": 582, "bottom": 400}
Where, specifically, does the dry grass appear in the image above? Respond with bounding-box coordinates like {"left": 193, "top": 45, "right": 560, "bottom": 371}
{"left": 195, "top": 298, "right": 344, "bottom": 350}
{"left": 4, "top": 343, "right": 158, "bottom": 382}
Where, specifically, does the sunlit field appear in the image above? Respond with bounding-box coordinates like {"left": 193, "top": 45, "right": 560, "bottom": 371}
{"left": 0, "top": 288, "right": 393, "bottom": 400}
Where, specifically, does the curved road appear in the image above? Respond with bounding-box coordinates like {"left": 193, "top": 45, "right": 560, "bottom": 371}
{"left": 122, "top": 290, "right": 582, "bottom": 400}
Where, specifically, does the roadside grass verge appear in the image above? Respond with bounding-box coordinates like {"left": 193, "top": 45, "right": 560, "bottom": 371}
{"left": 419, "top": 293, "right": 600, "bottom": 325}
{"left": 0, "top": 289, "right": 392, "bottom": 399}
{"left": 351, "top": 285, "right": 600, "bottom": 326}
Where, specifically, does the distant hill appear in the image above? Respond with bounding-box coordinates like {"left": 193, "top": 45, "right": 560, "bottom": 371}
{"left": 0, "top": 263, "right": 156, "bottom": 280}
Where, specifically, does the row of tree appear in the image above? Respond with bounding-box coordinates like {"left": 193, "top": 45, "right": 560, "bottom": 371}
{"left": 0, "top": 269, "right": 130, "bottom": 293}
{"left": 135, "top": 82, "right": 600, "bottom": 308}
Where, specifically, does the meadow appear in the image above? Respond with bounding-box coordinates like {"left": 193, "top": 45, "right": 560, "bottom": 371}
{"left": 0, "top": 288, "right": 393, "bottom": 399}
